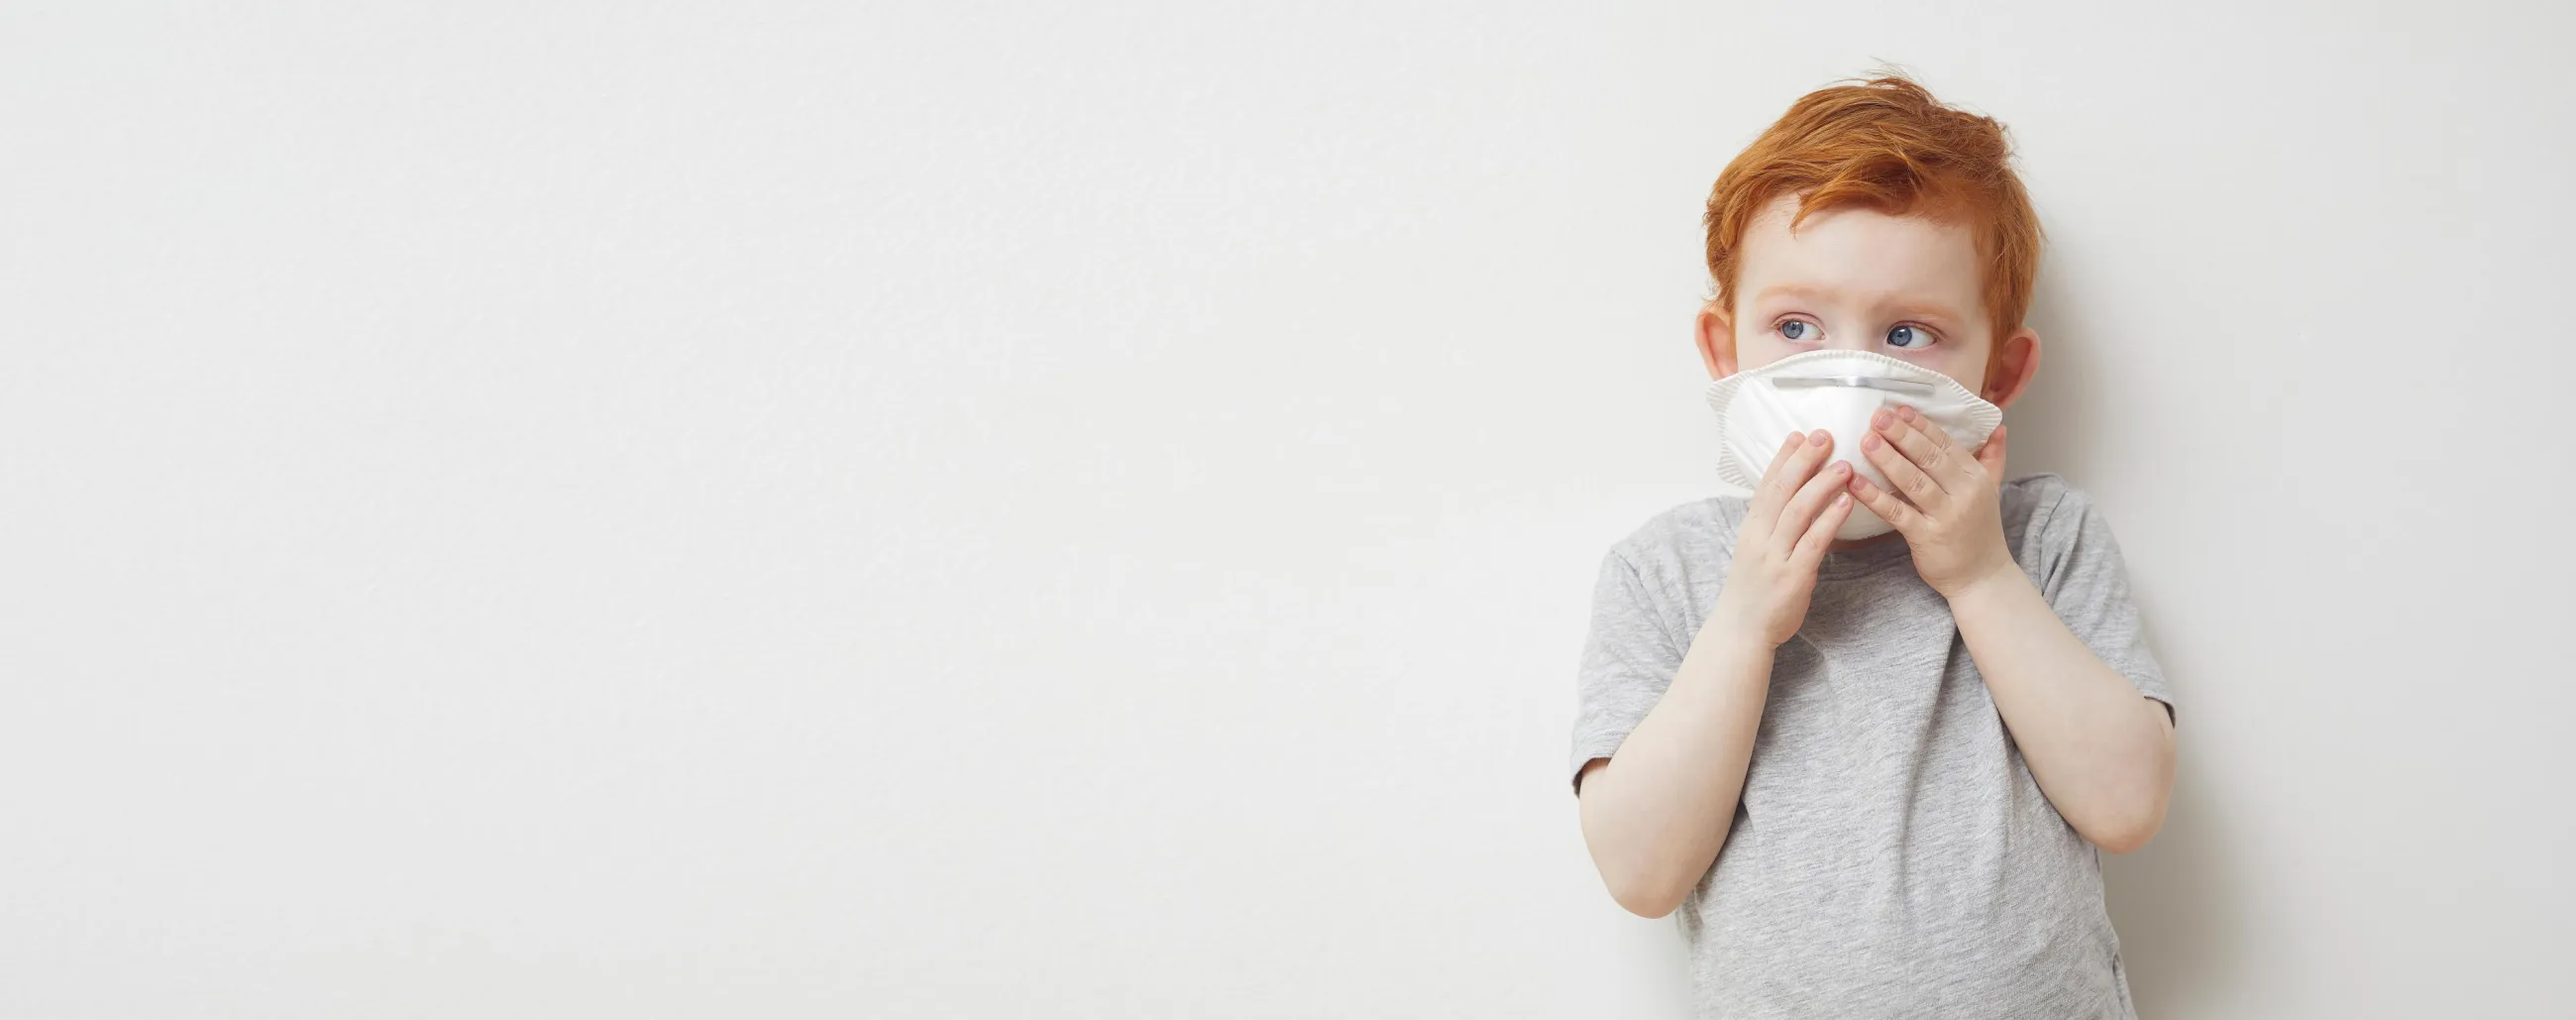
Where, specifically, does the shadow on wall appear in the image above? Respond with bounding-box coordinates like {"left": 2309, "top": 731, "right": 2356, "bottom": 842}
{"left": 1992, "top": 269, "right": 2099, "bottom": 481}
{"left": 2104, "top": 762, "right": 2241, "bottom": 1015}
{"left": 2014, "top": 270, "right": 2245, "bottom": 1015}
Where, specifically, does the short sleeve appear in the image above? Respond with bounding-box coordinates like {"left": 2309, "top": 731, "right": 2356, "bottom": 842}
{"left": 2029, "top": 487, "right": 2175, "bottom": 720}
{"left": 1567, "top": 547, "right": 1686, "bottom": 794}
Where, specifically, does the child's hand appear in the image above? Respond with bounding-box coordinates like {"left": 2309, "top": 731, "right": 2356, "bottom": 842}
{"left": 1710, "top": 429, "right": 1858, "bottom": 647}
{"left": 1847, "top": 406, "right": 2019, "bottom": 600}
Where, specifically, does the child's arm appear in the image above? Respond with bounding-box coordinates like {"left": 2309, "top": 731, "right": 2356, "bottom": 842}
{"left": 1943, "top": 562, "right": 2175, "bottom": 851}
{"left": 1848, "top": 409, "right": 2177, "bottom": 852}
{"left": 1578, "top": 431, "right": 1856, "bottom": 917}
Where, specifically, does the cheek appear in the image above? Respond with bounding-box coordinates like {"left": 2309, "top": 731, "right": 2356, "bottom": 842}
{"left": 1732, "top": 330, "right": 1793, "bottom": 372}
{"left": 1913, "top": 342, "right": 1988, "bottom": 388}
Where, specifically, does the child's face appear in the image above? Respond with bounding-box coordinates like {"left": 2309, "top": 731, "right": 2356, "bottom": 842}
{"left": 1696, "top": 192, "right": 2038, "bottom": 407}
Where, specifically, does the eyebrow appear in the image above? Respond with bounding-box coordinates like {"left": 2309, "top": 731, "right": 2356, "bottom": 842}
{"left": 1751, "top": 283, "right": 1970, "bottom": 325}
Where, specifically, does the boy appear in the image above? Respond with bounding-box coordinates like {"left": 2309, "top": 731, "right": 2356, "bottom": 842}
{"left": 1567, "top": 73, "right": 2177, "bottom": 1017}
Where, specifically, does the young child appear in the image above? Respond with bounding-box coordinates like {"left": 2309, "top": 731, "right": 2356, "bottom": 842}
{"left": 1567, "top": 73, "right": 2177, "bottom": 1017}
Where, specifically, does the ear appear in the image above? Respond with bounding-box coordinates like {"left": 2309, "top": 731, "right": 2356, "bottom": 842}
{"left": 1695, "top": 300, "right": 1740, "bottom": 381}
{"left": 1982, "top": 325, "right": 2041, "bottom": 408}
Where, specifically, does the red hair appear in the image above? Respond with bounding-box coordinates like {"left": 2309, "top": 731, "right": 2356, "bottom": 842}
{"left": 1704, "top": 70, "right": 2044, "bottom": 350}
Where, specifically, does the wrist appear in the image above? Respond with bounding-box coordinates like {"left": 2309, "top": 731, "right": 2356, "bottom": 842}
{"left": 1942, "top": 559, "right": 2031, "bottom": 607}
{"left": 1700, "top": 595, "right": 1783, "bottom": 650}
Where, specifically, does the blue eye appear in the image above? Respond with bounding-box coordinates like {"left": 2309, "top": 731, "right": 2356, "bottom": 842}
{"left": 1779, "top": 320, "right": 1816, "bottom": 341}
{"left": 1886, "top": 324, "right": 1936, "bottom": 349}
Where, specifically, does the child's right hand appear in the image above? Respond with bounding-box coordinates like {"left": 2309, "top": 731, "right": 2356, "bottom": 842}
{"left": 1708, "top": 429, "right": 1856, "bottom": 647}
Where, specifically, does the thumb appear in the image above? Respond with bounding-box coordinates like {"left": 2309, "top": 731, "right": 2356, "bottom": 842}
{"left": 1978, "top": 424, "right": 2009, "bottom": 484}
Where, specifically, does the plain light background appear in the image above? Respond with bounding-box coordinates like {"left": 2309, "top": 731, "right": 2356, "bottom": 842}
{"left": 4, "top": 2, "right": 2571, "bottom": 1017}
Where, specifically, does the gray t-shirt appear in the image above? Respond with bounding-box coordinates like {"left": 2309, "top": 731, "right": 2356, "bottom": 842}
{"left": 1568, "top": 472, "right": 2173, "bottom": 1019}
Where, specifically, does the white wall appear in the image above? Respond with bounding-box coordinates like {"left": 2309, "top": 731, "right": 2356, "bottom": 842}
{"left": 4, "top": 2, "right": 2569, "bottom": 1017}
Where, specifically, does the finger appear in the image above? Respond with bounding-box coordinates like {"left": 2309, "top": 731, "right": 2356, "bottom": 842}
{"left": 1790, "top": 492, "right": 1857, "bottom": 568}
{"left": 1976, "top": 423, "right": 2008, "bottom": 486}
{"left": 1893, "top": 403, "right": 1955, "bottom": 452}
{"left": 1845, "top": 473, "right": 1923, "bottom": 535}
{"left": 1862, "top": 424, "right": 1946, "bottom": 510}
{"left": 1771, "top": 454, "right": 1853, "bottom": 545}
{"left": 1751, "top": 429, "right": 1830, "bottom": 528}
{"left": 1743, "top": 430, "right": 1805, "bottom": 525}
{"left": 1878, "top": 406, "right": 1964, "bottom": 494}
{"left": 1766, "top": 428, "right": 1806, "bottom": 476}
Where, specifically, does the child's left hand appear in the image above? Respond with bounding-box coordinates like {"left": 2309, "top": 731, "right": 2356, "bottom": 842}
{"left": 1847, "top": 405, "right": 2021, "bottom": 601}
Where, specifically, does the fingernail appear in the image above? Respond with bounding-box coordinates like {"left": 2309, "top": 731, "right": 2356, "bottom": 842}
{"left": 1897, "top": 404, "right": 1918, "bottom": 421}
{"left": 1808, "top": 430, "right": 1830, "bottom": 446}
{"left": 1872, "top": 409, "right": 1891, "bottom": 428}
{"left": 1864, "top": 433, "right": 1883, "bottom": 450}
{"left": 1835, "top": 493, "right": 1850, "bottom": 507}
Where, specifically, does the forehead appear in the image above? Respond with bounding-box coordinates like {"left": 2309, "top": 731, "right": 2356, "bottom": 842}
{"left": 1736, "top": 193, "right": 1983, "bottom": 312}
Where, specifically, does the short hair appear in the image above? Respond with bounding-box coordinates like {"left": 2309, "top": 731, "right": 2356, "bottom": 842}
{"left": 1704, "top": 69, "right": 2044, "bottom": 350}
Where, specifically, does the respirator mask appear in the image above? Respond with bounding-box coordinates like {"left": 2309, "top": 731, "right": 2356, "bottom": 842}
{"left": 1703, "top": 348, "right": 2002, "bottom": 541}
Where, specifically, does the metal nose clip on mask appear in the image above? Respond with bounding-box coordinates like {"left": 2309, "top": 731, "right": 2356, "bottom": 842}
{"left": 1703, "top": 349, "right": 2003, "bottom": 542}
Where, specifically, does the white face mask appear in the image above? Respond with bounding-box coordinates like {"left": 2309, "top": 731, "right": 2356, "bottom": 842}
{"left": 1703, "top": 348, "right": 2003, "bottom": 541}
